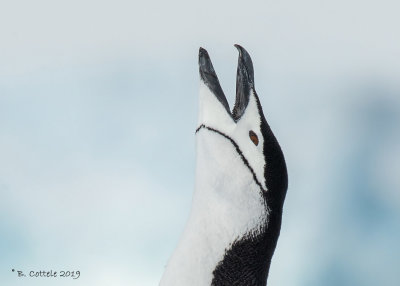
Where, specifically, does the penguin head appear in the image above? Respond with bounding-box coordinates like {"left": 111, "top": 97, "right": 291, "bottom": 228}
{"left": 197, "top": 45, "right": 287, "bottom": 196}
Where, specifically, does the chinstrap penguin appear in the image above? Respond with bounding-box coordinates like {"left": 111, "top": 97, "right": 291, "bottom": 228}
{"left": 160, "top": 45, "right": 288, "bottom": 286}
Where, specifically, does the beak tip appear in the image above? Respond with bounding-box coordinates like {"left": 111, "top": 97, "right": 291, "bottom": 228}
{"left": 234, "top": 44, "right": 243, "bottom": 53}
{"left": 198, "top": 47, "right": 213, "bottom": 70}
{"left": 199, "top": 47, "right": 207, "bottom": 56}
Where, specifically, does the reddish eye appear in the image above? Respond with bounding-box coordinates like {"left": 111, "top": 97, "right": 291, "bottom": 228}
{"left": 249, "top": 130, "right": 259, "bottom": 146}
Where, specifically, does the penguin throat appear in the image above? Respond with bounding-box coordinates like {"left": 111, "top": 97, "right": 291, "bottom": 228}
{"left": 195, "top": 124, "right": 267, "bottom": 193}
{"left": 160, "top": 130, "right": 269, "bottom": 286}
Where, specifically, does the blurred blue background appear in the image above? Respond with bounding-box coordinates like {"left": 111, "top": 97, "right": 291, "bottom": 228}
{"left": 1, "top": 0, "right": 399, "bottom": 285}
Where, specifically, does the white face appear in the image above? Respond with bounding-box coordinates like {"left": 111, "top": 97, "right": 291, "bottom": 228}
{"left": 197, "top": 81, "right": 267, "bottom": 192}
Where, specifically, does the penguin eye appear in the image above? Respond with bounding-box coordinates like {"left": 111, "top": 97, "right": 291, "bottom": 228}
{"left": 249, "top": 130, "right": 259, "bottom": 146}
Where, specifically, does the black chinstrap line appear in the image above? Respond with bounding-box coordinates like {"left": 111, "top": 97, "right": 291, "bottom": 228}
{"left": 195, "top": 124, "right": 266, "bottom": 193}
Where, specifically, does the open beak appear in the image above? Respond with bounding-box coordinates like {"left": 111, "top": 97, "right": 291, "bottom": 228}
{"left": 198, "top": 45, "right": 255, "bottom": 121}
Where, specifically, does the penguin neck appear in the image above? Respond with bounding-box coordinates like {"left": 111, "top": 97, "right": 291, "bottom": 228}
{"left": 160, "top": 130, "right": 270, "bottom": 286}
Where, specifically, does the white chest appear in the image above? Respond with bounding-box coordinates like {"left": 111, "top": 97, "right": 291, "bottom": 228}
{"left": 160, "top": 130, "right": 268, "bottom": 286}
